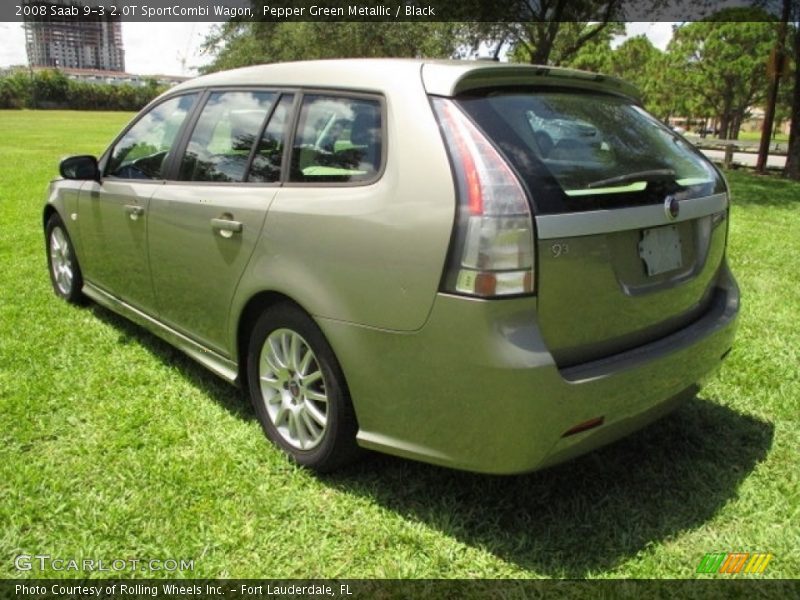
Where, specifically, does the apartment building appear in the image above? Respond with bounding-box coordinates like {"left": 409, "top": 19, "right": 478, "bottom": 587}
{"left": 24, "top": 1, "right": 125, "bottom": 72}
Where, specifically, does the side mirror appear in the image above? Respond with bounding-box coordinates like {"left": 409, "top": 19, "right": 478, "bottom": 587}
{"left": 59, "top": 155, "right": 100, "bottom": 181}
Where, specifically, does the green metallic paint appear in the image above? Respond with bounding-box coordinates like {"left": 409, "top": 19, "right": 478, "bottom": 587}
{"left": 78, "top": 179, "right": 158, "bottom": 313}
{"left": 147, "top": 183, "right": 275, "bottom": 355}
{"left": 44, "top": 180, "right": 82, "bottom": 255}
{"left": 422, "top": 61, "right": 642, "bottom": 102}
{"left": 226, "top": 81, "right": 456, "bottom": 360}
{"left": 536, "top": 214, "right": 728, "bottom": 366}
{"left": 82, "top": 282, "right": 239, "bottom": 382}
{"left": 318, "top": 262, "right": 738, "bottom": 474}
{"left": 44, "top": 59, "right": 741, "bottom": 474}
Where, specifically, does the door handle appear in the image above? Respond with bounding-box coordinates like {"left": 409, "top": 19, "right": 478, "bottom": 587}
{"left": 211, "top": 217, "right": 243, "bottom": 238}
{"left": 124, "top": 204, "right": 144, "bottom": 220}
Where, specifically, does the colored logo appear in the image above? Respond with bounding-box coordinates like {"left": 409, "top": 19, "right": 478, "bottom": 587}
{"left": 696, "top": 552, "right": 773, "bottom": 575}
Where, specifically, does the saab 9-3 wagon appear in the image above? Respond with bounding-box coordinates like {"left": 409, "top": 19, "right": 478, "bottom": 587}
{"left": 44, "top": 59, "right": 739, "bottom": 473}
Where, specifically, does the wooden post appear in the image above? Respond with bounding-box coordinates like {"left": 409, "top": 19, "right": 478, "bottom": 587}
{"left": 724, "top": 144, "right": 735, "bottom": 169}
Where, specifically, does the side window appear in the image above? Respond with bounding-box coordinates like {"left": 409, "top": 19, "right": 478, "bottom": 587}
{"left": 107, "top": 93, "right": 198, "bottom": 180}
{"left": 289, "top": 95, "right": 383, "bottom": 183}
{"left": 178, "top": 91, "right": 277, "bottom": 183}
{"left": 248, "top": 94, "right": 294, "bottom": 183}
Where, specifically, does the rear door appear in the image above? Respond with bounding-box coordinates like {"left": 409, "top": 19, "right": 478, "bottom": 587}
{"left": 458, "top": 91, "right": 729, "bottom": 366}
{"left": 147, "top": 90, "right": 294, "bottom": 354}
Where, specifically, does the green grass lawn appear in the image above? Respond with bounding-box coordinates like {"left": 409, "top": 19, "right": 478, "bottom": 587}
{"left": 735, "top": 131, "right": 789, "bottom": 143}
{"left": 1, "top": 110, "right": 798, "bottom": 580}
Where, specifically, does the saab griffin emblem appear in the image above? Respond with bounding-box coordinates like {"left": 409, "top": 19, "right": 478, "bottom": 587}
{"left": 665, "top": 194, "right": 680, "bottom": 220}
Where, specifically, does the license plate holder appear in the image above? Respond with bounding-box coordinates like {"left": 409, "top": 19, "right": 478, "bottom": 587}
{"left": 638, "top": 225, "right": 682, "bottom": 276}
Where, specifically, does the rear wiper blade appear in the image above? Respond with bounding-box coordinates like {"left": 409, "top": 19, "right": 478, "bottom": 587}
{"left": 585, "top": 169, "right": 676, "bottom": 189}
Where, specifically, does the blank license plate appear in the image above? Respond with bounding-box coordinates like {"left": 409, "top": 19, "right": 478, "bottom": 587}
{"left": 638, "top": 225, "right": 682, "bottom": 276}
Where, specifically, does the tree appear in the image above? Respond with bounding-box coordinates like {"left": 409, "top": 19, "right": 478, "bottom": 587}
{"left": 784, "top": 16, "right": 800, "bottom": 178}
{"left": 563, "top": 31, "right": 615, "bottom": 74}
{"left": 201, "top": 1, "right": 639, "bottom": 71}
{"left": 31, "top": 68, "right": 69, "bottom": 106}
{"left": 757, "top": 0, "right": 792, "bottom": 173}
{"left": 604, "top": 35, "right": 664, "bottom": 109}
{"left": 667, "top": 20, "right": 776, "bottom": 139}
{"left": 511, "top": 21, "right": 625, "bottom": 67}
{"left": 562, "top": 32, "right": 691, "bottom": 123}
{"left": 774, "top": 53, "right": 794, "bottom": 133}
{"left": 0, "top": 71, "right": 31, "bottom": 108}
{"left": 201, "top": 21, "right": 465, "bottom": 73}
{"left": 464, "top": 0, "right": 627, "bottom": 66}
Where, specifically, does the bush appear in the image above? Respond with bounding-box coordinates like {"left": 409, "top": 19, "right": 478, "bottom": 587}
{"left": 0, "top": 72, "right": 32, "bottom": 108}
{"left": 0, "top": 69, "right": 166, "bottom": 111}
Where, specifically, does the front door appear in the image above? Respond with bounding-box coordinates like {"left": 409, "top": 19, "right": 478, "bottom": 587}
{"left": 79, "top": 179, "right": 157, "bottom": 311}
{"left": 79, "top": 93, "right": 199, "bottom": 313}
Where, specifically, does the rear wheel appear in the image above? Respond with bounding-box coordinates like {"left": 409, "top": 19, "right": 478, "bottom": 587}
{"left": 246, "top": 303, "right": 359, "bottom": 472}
{"left": 46, "top": 214, "right": 84, "bottom": 304}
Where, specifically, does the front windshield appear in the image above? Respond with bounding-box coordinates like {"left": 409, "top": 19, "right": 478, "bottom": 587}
{"left": 457, "top": 90, "right": 724, "bottom": 213}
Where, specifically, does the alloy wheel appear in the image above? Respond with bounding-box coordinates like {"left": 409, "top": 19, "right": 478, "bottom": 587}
{"left": 258, "top": 328, "right": 329, "bottom": 450}
{"left": 49, "top": 226, "right": 74, "bottom": 296}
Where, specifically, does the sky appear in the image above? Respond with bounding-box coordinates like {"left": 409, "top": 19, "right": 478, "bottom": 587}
{"left": 0, "top": 22, "right": 675, "bottom": 77}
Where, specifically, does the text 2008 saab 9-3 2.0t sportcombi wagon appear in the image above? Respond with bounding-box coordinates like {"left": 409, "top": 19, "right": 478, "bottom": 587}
{"left": 44, "top": 59, "right": 739, "bottom": 474}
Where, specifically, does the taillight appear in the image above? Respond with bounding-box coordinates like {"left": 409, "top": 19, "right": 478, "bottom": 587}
{"left": 432, "top": 97, "right": 535, "bottom": 297}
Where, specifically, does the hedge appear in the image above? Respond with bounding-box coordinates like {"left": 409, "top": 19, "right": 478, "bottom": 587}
{"left": 0, "top": 69, "right": 166, "bottom": 111}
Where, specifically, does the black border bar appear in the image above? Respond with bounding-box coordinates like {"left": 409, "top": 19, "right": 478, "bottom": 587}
{"left": 3, "top": 579, "right": 800, "bottom": 600}
{"left": 6, "top": 0, "right": 789, "bottom": 23}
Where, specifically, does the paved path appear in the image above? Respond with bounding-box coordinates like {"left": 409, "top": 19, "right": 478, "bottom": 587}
{"left": 700, "top": 148, "right": 786, "bottom": 169}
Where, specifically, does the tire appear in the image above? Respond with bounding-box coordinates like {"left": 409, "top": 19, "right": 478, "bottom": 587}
{"left": 45, "top": 214, "right": 84, "bottom": 304}
{"left": 246, "top": 303, "right": 360, "bottom": 472}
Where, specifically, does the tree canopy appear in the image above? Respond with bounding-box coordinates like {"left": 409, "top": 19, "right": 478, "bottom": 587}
{"left": 201, "top": 22, "right": 466, "bottom": 73}
{"left": 198, "top": 9, "right": 800, "bottom": 178}
{"left": 667, "top": 20, "right": 777, "bottom": 139}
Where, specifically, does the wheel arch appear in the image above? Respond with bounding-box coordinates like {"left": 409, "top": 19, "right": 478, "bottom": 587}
{"left": 43, "top": 204, "right": 60, "bottom": 231}
{"left": 235, "top": 291, "right": 319, "bottom": 384}
{"left": 43, "top": 204, "right": 82, "bottom": 267}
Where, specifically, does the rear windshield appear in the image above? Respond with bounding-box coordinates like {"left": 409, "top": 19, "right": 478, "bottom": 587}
{"left": 456, "top": 90, "right": 725, "bottom": 214}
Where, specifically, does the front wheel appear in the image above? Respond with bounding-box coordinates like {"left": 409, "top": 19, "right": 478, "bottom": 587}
{"left": 45, "top": 214, "right": 84, "bottom": 304}
{"left": 246, "top": 304, "right": 359, "bottom": 472}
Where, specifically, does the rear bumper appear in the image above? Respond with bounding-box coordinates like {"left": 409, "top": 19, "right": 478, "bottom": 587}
{"left": 319, "top": 261, "right": 739, "bottom": 474}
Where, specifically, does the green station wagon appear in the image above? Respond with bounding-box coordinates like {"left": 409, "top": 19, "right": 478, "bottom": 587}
{"left": 44, "top": 59, "right": 739, "bottom": 473}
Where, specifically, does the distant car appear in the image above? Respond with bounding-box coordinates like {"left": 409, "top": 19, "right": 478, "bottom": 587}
{"left": 671, "top": 125, "right": 686, "bottom": 134}
{"left": 696, "top": 127, "right": 718, "bottom": 137}
{"left": 44, "top": 59, "right": 739, "bottom": 474}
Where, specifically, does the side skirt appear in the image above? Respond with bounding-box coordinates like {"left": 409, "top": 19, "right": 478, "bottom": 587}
{"left": 83, "top": 282, "right": 240, "bottom": 384}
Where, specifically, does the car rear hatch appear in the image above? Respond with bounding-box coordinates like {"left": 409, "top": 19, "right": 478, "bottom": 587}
{"left": 438, "top": 73, "right": 729, "bottom": 368}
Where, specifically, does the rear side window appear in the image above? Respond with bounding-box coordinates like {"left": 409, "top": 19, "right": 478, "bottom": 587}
{"left": 178, "top": 91, "right": 277, "bottom": 183}
{"left": 457, "top": 90, "right": 725, "bottom": 213}
{"left": 289, "top": 95, "right": 383, "bottom": 184}
{"left": 107, "top": 93, "right": 198, "bottom": 180}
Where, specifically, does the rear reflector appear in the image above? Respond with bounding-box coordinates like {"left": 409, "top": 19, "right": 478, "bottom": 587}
{"left": 561, "top": 416, "right": 605, "bottom": 438}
